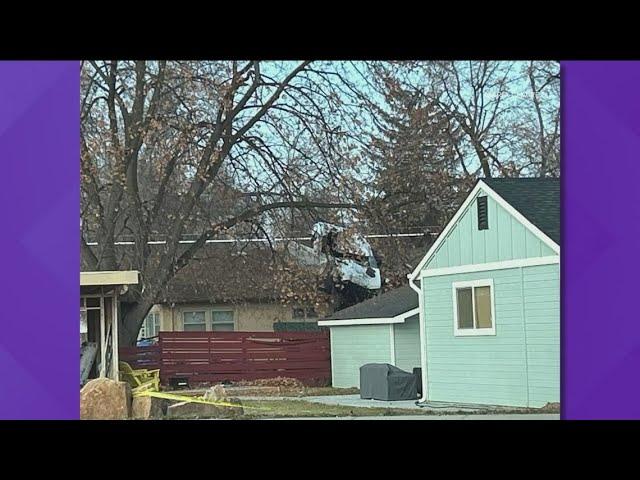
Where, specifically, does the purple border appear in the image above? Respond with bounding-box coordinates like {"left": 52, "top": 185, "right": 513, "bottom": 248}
{"left": 0, "top": 61, "right": 79, "bottom": 419}
{"left": 0, "top": 61, "right": 639, "bottom": 419}
{"left": 563, "top": 61, "right": 640, "bottom": 419}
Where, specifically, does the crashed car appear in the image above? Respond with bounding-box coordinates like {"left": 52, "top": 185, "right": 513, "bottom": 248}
{"left": 285, "top": 222, "right": 382, "bottom": 306}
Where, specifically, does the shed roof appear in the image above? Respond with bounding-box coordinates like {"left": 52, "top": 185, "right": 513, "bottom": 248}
{"left": 321, "top": 285, "right": 418, "bottom": 322}
{"left": 482, "top": 178, "right": 560, "bottom": 244}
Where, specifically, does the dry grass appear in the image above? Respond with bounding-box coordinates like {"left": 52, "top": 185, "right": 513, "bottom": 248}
{"left": 279, "top": 386, "right": 360, "bottom": 397}
{"left": 241, "top": 399, "right": 423, "bottom": 418}
{"left": 240, "top": 399, "right": 560, "bottom": 418}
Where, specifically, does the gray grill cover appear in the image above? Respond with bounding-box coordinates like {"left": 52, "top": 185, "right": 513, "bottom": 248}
{"left": 359, "top": 363, "right": 418, "bottom": 401}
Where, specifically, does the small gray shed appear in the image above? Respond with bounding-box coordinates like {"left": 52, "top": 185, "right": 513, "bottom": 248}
{"left": 318, "top": 286, "right": 420, "bottom": 388}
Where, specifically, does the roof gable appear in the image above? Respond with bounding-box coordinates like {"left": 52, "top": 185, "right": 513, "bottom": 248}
{"left": 481, "top": 178, "right": 560, "bottom": 245}
{"left": 409, "top": 178, "right": 560, "bottom": 279}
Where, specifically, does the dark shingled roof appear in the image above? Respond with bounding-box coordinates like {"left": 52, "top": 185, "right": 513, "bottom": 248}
{"left": 323, "top": 285, "right": 418, "bottom": 321}
{"left": 482, "top": 178, "right": 560, "bottom": 245}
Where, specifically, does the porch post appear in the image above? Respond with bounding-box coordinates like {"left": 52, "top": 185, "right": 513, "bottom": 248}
{"left": 112, "top": 289, "right": 119, "bottom": 380}
{"left": 99, "top": 293, "right": 106, "bottom": 377}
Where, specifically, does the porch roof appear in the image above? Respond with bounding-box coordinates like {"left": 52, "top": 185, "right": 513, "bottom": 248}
{"left": 80, "top": 270, "right": 139, "bottom": 287}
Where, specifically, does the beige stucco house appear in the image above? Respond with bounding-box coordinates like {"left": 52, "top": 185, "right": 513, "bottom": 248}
{"left": 138, "top": 245, "right": 331, "bottom": 339}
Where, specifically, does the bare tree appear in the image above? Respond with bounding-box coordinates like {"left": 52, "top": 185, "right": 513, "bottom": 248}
{"left": 523, "top": 61, "right": 560, "bottom": 176}
{"left": 428, "top": 61, "right": 521, "bottom": 177}
{"left": 81, "top": 61, "right": 361, "bottom": 345}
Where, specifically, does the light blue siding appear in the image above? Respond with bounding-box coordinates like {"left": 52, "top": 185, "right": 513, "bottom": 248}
{"left": 422, "top": 263, "right": 559, "bottom": 407}
{"left": 523, "top": 264, "right": 560, "bottom": 406}
{"left": 393, "top": 315, "right": 421, "bottom": 373}
{"left": 424, "top": 188, "right": 556, "bottom": 271}
{"left": 330, "top": 325, "right": 392, "bottom": 388}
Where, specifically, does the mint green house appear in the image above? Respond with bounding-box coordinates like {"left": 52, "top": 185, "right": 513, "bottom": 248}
{"left": 408, "top": 178, "right": 560, "bottom": 408}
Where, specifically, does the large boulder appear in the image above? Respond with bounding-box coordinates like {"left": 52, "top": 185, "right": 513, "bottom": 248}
{"left": 80, "top": 378, "right": 132, "bottom": 420}
{"left": 131, "top": 395, "right": 166, "bottom": 420}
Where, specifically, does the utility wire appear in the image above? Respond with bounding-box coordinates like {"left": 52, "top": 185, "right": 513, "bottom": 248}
{"left": 85, "top": 231, "right": 437, "bottom": 247}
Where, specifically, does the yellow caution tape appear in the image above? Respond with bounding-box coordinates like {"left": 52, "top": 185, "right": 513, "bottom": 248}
{"left": 133, "top": 389, "right": 267, "bottom": 410}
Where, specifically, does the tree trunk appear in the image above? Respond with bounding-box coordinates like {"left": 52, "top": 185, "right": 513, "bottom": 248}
{"left": 119, "top": 299, "right": 154, "bottom": 347}
{"left": 474, "top": 144, "right": 492, "bottom": 177}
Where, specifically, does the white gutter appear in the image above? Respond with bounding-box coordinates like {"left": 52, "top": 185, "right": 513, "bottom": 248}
{"left": 408, "top": 273, "right": 428, "bottom": 404}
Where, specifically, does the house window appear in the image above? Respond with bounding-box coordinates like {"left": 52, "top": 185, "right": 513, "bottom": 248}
{"left": 453, "top": 279, "right": 495, "bottom": 336}
{"left": 183, "top": 311, "right": 206, "bottom": 331}
{"left": 211, "top": 310, "right": 234, "bottom": 331}
{"left": 141, "top": 312, "right": 160, "bottom": 338}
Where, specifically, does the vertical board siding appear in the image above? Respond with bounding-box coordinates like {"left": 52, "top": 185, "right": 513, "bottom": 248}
{"left": 523, "top": 263, "right": 560, "bottom": 406}
{"left": 424, "top": 188, "right": 555, "bottom": 271}
{"left": 330, "top": 325, "right": 392, "bottom": 388}
{"left": 393, "top": 315, "right": 421, "bottom": 373}
{"left": 423, "top": 264, "right": 559, "bottom": 407}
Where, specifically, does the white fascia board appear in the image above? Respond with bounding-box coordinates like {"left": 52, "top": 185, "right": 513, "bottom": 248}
{"left": 409, "top": 180, "right": 560, "bottom": 281}
{"left": 409, "top": 182, "right": 486, "bottom": 280}
{"left": 318, "top": 317, "right": 405, "bottom": 326}
{"left": 318, "top": 307, "right": 419, "bottom": 327}
{"left": 395, "top": 308, "right": 420, "bottom": 321}
{"left": 420, "top": 256, "right": 559, "bottom": 278}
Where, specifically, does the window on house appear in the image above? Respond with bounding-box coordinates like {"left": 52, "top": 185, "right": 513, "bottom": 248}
{"left": 80, "top": 309, "right": 88, "bottom": 335}
{"left": 211, "top": 310, "right": 234, "bottom": 331}
{"left": 453, "top": 280, "right": 495, "bottom": 336}
{"left": 183, "top": 311, "right": 206, "bottom": 331}
{"left": 477, "top": 196, "right": 489, "bottom": 230}
{"left": 144, "top": 313, "right": 161, "bottom": 337}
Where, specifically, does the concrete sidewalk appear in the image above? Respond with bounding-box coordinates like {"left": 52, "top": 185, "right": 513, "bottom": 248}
{"left": 302, "top": 394, "right": 506, "bottom": 413}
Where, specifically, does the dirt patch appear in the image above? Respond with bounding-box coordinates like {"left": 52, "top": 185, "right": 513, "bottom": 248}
{"left": 537, "top": 402, "right": 561, "bottom": 413}
{"left": 302, "top": 387, "right": 360, "bottom": 397}
{"left": 241, "top": 399, "right": 422, "bottom": 418}
{"left": 161, "top": 379, "right": 360, "bottom": 399}
{"left": 236, "top": 377, "right": 306, "bottom": 389}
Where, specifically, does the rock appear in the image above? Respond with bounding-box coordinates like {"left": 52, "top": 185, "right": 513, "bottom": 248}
{"left": 167, "top": 401, "right": 224, "bottom": 419}
{"left": 131, "top": 396, "right": 166, "bottom": 420}
{"left": 226, "top": 397, "right": 244, "bottom": 417}
{"left": 80, "top": 378, "right": 132, "bottom": 420}
{"left": 203, "top": 384, "right": 228, "bottom": 402}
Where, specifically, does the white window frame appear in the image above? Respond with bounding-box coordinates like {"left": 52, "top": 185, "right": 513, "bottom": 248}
{"left": 452, "top": 279, "right": 496, "bottom": 337}
{"left": 210, "top": 308, "right": 235, "bottom": 331}
{"left": 146, "top": 312, "right": 160, "bottom": 337}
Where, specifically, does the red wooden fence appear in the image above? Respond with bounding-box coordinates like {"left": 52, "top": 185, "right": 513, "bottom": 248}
{"left": 120, "top": 344, "right": 161, "bottom": 370}
{"left": 120, "top": 331, "right": 331, "bottom": 386}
